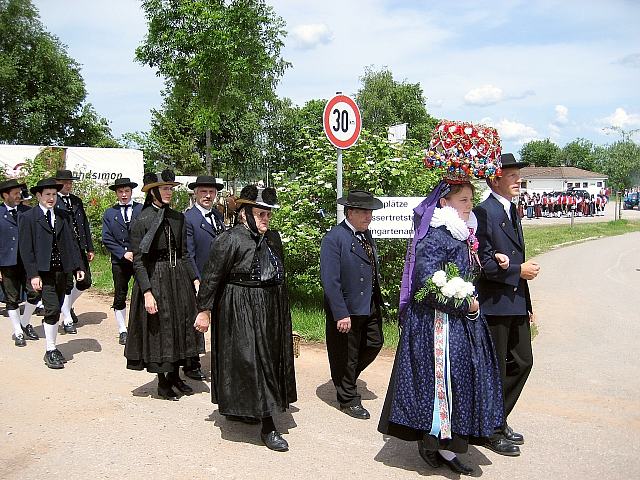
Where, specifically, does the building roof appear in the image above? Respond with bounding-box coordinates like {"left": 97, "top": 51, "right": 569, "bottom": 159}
{"left": 519, "top": 166, "right": 608, "bottom": 180}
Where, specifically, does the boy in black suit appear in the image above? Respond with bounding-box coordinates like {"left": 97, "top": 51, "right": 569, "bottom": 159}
{"left": 474, "top": 153, "right": 540, "bottom": 456}
{"left": 19, "top": 178, "right": 85, "bottom": 369}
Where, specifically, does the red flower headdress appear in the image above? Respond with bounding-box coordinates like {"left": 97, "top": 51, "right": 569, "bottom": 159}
{"left": 424, "top": 120, "right": 503, "bottom": 182}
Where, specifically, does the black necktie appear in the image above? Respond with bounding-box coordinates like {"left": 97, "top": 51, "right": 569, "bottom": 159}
{"left": 9, "top": 209, "right": 17, "bottom": 221}
{"left": 509, "top": 203, "right": 521, "bottom": 242}
{"left": 62, "top": 196, "right": 72, "bottom": 210}
{"left": 121, "top": 204, "right": 130, "bottom": 223}
{"left": 46, "top": 209, "right": 53, "bottom": 228}
{"left": 205, "top": 211, "right": 214, "bottom": 225}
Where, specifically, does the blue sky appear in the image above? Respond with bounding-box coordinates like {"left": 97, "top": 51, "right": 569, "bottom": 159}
{"left": 32, "top": 0, "right": 640, "bottom": 156}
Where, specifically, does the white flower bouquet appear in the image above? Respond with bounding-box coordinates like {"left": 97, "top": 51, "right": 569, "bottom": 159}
{"left": 414, "top": 262, "right": 475, "bottom": 308}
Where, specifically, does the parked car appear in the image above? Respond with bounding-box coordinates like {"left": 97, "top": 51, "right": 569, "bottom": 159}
{"left": 623, "top": 192, "right": 639, "bottom": 210}
{"left": 567, "top": 188, "right": 590, "bottom": 199}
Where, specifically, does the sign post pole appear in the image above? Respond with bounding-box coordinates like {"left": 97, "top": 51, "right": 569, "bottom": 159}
{"left": 336, "top": 147, "right": 344, "bottom": 223}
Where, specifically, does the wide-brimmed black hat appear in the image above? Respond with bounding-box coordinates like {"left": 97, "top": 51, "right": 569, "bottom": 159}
{"left": 54, "top": 169, "right": 80, "bottom": 181}
{"left": 188, "top": 175, "right": 224, "bottom": 191}
{"left": 141, "top": 169, "right": 180, "bottom": 193}
{"left": 235, "top": 185, "right": 280, "bottom": 209}
{"left": 109, "top": 177, "right": 139, "bottom": 191}
{"left": 0, "top": 178, "right": 27, "bottom": 194}
{"left": 499, "top": 153, "right": 529, "bottom": 169}
{"left": 30, "top": 177, "right": 64, "bottom": 194}
{"left": 337, "top": 190, "right": 383, "bottom": 210}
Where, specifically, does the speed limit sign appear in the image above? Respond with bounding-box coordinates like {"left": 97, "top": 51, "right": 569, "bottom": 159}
{"left": 323, "top": 94, "right": 362, "bottom": 149}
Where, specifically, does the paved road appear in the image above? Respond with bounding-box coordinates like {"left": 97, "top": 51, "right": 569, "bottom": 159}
{"left": 1, "top": 233, "right": 639, "bottom": 479}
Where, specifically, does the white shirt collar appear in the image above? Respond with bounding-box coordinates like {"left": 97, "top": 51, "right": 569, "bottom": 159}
{"left": 491, "top": 191, "right": 514, "bottom": 220}
{"left": 344, "top": 218, "right": 359, "bottom": 234}
{"left": 118, "top": 202, "right": 133, "bottom": 207}
{"left": 195, "top": 203, "right": 212, "bottom": 217}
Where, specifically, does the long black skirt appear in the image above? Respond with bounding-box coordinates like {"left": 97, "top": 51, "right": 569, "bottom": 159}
{"left": 211, "top": 282, "right": 297, "bottom": 418}
{"left": 125, "top": 259, "right": 205, "bottom": 373}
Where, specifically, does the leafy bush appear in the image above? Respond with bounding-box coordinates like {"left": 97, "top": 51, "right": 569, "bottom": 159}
{"left": 271, "top": 129, "right": 440, "bottom": 320}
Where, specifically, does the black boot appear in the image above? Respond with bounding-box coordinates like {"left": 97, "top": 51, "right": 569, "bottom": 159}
{"left": 157, "top": 373, "right": 178, "bottom": 401}
{"left": 167, "top": 370, "right": 193, "bottom": 395}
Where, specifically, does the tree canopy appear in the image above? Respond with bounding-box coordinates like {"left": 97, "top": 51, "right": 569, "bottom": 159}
{"left": 136, "top": 0, "right": 289, "bottom": 174}
{"left": 355, "top": 66, "right": 438, "bottom": 145}
{"left": 0, "top": 0, "right": 115, "bottom": 146}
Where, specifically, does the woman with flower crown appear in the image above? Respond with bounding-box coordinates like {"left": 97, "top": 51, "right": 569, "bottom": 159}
{"left": 378, "top": 121, "right": 507, "bottom": 476}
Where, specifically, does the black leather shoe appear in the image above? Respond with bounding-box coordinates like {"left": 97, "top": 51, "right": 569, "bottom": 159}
{"left": 157, "top": 384, "right": 179, "bottom": 401}
{"left": 44, "top": 350, "right": 64, "bottom": 369}
{"left": 52, "top": 349, "right": 67, "bottom": 363}
{"left": 437, "top": 453, "right": 474, "bottom": 476}
{"left": 483, "top": 436, "right": 521, "bottom": 456}
{"left": 34, "top": 306, "right": 44, "bottom": 316}
{"left": 340, "top": 404, "right": 370, "bottom": 420}
{"left": 14, "top": 334, "right": 27, "bottom": 347}
{"left": 260, "top": 430, "right": 289, "bottom": 452}
{"left": 503, "top": 424, "right": 524, "bottom": 445}
{"left": 183, "top": 368, "right": 206, "bottom": 380}
{"left": 70, "top": 308, "right": 79, "bottom": 324}
{"left": 225, "top": 415, "right": 261, "bottom": 425}
{"left": 168, "top": 373, "right": 194, "bottom": 395}
{"left": 62, "top": 323, "right": 77, "bottom": 334}
{"left": 417, "top": 439, "right": 440, "bottom": 468}
{"left": 22, "top": 324, "right": 39, "bottom": 340}
{"left": 118, "top": 332, "right": 128, "bottom": 345}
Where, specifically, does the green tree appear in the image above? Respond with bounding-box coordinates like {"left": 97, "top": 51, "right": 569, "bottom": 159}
{"left": 0, "top": 0, "right": 115, "bottom": 146}
{"left": 519, "top": 139, "right": 561, "bottom": 167}
{"left": 557, "top": 138, "right": 595, "bottom": 170}
{"left": 591, "top": 140, "right": 640, "bottom": 191}
{"left": 356, "top": 66, "right": 438, "bottom": 145}
{"left": 136, "top": 0, "right": 289, "bottom": 174}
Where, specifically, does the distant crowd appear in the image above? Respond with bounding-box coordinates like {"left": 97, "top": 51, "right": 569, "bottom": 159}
{"left": 516, "top": 191, "right": 608, "bottom": 219}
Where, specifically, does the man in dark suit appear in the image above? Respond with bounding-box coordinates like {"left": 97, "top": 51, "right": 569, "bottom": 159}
{"left": 19, "top": 178, "right": 85, "bottom": 369}
{"left": 0, "top": 179, "right": 41, "bottom": 347}
{"left": 54, "top": 169, "right": 94, "bottom": 334}
{"left": 185, "top": 176, "right": 226, "bottom": 279}
{"left": 320, "top": 190, "right": 384, "bottom": 419}
{"left": 183, "top": 176, "right": 225, "bottom": 381}
{"left": 101, "top": 178, "right": 143, "bottom": 345}
{"left": 474, "top": 153, "right": 540, "bottom": 456}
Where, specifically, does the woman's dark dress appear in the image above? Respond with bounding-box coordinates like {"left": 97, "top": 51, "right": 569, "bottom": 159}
{"left": 378, "top": 225, "right": 503, "bottom": 453}
{"left": 197, "top": 224, "right": 297, "bottom": 418}
{"left": 124, "top": 205, "right": 205, "bottom": 373}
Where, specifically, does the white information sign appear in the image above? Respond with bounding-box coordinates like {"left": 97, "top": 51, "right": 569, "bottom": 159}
{"left": 369, "top": 196, "right": 424, "bottom": 239}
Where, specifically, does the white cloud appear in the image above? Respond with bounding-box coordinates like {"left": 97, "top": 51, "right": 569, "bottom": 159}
{"left": 554, "top": 105, "right": 569, "bottom": 124}
{"left": 481, "top": 117, "right": 539, "bottom": 145}
{"left": 290, "top": 24, "right": 333, "bottom": 50}
{"left": 548, "top": 123, "right": 561, "bottom": 139}
{"left": 464, "top": 85, "right": 504, "bottom": 106}
{"left": 614, "top": 53, "right": 640, "bottom": 69}
{"left": 602, "top": 107, "right": 640, "bottom": 129}
{"left": 463, "top": 84, "right": 534, "bottom": 106}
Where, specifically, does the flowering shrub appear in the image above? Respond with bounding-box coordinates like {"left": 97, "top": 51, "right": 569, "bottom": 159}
{"left": 270, "top": 129, "right": 440, "bottom": 319}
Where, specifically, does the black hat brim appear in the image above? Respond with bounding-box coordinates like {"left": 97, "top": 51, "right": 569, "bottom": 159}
{"left": 109, "top": 182, "right": 138, "bottom": 191}
{"left": 188, "top": 181, "right": 224, "bottom": 191}
{"left": 0, "top": 182, "right": 27, "bottom": 194}
{"left": 337, "top": 197, "right": 384, "bottom": 210}
{"left": 30, "top": 184, "right": 64, "bottom": 195}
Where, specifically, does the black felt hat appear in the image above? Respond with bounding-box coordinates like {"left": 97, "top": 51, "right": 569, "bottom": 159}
{"left": 235, "top": 185, "right": 280, "bottom": 209}
{"left": 499, "top": 153, "right": 529, "bottom": 169}
{"left": 108, "top": 177, "right": 139, "bottom": 191}
{"left": 0, "top": 178, "right": 27, "bottom": 194}
{"left": 30, "top": 177, "right": 64, "bottom": 194}
{"left": 54, "top": 169, "right": 80, "bottom": 180}
{"left": 141, "top": 169, "right": 180, "bottom": 193}
{"left": 188, "top": 175, "right": 224, "bottom": 191}
{"left": 337, "top": 190, "right": 383, "bottom": 210}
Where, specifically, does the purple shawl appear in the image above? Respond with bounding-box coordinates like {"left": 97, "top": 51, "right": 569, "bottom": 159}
{"left": 398, "top": 180, "right": 449, "bottom": 322}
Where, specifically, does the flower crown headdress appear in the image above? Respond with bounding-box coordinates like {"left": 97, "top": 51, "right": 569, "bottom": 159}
{"left": 424, "top": 120, "right": 503, "bottom": 182}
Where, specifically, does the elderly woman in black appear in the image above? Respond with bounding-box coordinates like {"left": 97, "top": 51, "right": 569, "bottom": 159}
{"left": 194, "top": 185, "right": 297, "bottom": 452}
{"left": 124, "top": 170, "right": 205, "bottom": 400}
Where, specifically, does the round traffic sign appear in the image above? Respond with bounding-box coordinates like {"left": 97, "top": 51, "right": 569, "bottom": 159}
{"left": 323, "top": 95, "right": 362, "bottom": 149}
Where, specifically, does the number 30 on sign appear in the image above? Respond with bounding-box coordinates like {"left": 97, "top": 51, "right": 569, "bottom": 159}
{"left": 323, "top": 94, "right": 362, "bottom": 149}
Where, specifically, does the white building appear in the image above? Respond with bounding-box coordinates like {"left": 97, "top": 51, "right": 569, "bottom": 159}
{"left": 519, "top": 166, "right": 608, "bottom": 196}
